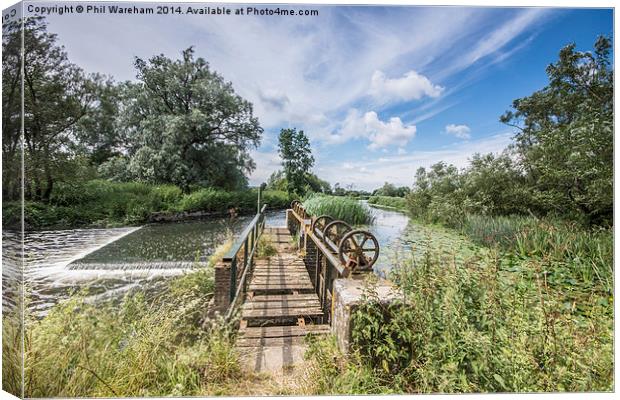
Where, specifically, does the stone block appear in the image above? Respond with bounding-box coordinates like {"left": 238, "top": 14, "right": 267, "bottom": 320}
{"left": 331, "top": 277, "right": 403, "bottom": 353}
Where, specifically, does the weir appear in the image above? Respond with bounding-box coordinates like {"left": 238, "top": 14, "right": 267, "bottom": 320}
{"left": 212, "top": 201, "right": 387, "bottom": 371}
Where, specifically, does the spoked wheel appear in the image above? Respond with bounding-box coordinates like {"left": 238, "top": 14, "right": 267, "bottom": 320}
{"left": 323, "top": 220, "right": 352, "bottom": 251}
{"left": 312, "top": 215, "right": 334, "bottom": 241}
{"left": 338, "top": 230, "right": 380, "bottom": 273}
{"left": 291, "top": 200, "right": 306, "bottom": 218}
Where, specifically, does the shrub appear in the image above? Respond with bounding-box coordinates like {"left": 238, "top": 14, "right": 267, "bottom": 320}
{"left": 255, "top": 235, "right": 277, "bottom": 258}
{"left": 338, "top": 242, "right": 614, "bottom": 393}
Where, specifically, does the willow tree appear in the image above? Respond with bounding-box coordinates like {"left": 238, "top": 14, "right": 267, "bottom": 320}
{"left": 107, "top": 47, "right": 263, "bottom": 191}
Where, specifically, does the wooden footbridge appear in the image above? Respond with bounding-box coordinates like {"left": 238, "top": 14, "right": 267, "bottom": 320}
{"left": 212, "top": 201, "right": 380, "bottom": 371}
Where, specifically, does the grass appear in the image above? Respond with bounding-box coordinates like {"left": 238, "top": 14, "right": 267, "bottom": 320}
{"left": 458, "top": 214, "right": 613, "bottom": 292}
{"left": 2, "top": 313, "right": 23, "bottom": 398}
{"left": 300, "top": 235, "right": 613, "bottom": 393}
{"left": 14, "top": 241, "right": 250, "bottom": 397}
{"left": 303, "top": 194, "right": 374, "bottom": 225}
{"left": 367, "top": 195, "right": 408, "bottom": 211}
{"left": 3, "top": 180, "right": 292, "bottom": 230}
{"left": 255, "top": 235, "right": 277, "bottom": 258}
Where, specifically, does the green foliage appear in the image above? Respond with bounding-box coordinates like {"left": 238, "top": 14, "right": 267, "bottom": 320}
{"left": 23, "top": 241, "right": 243, "bottom": 397}
{"left": 501, "top": 35, "right": 613, "bottom": 225}
{"left": 337, "top": 235, "right": 613, "bottom": 393}
{"left": 457, "top": 215, "right": 612, "bottom": 291}
{"left": 99, "top": 47, "right": 262, "bottom": 191}
{"left": 4, "top": 180, "right": 292, "bottom": 229}
{"left": 351, "top": 278, "right": 416, "bottom": 376}
{"left": 302, "top": 194, "right": 374, "bottom": 225}
{"left": 255, "top": 235, "right": 277, "bottom": 258}
{"left": 367, "top": 195, "right": 407, "bottom": 211}
{"left": 372, "top": 182, "right": 410, "bottom": 197}
{"left": 267, "top": 169, "right": 332, "bottom": 195}
{"left": 278, "top": 128, "right": 315, "bottom": 196}
{"left": 3, "top": 17, "right": 100, "bottom": 202}
{"left": 303, "top": 335, "right": 396, "bottom": 395}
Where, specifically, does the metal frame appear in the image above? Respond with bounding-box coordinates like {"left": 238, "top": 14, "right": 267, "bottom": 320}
{"left": 223, "top": 204, "right": 267, "bottom": 320}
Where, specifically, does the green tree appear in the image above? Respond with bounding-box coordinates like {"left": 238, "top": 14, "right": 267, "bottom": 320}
{"left": 74, "top": 80, "right": 129, "bottom": 166}
{"left": 304, "top": 172, "right": 332, "bottom": 194}
{"left": 277, "top": 128, "right": 314, "bottom": 196}
{"left": 373, "top": 182, "right": 410, "bottom": 197}
{"left": 462, "top": 151, "right": 530, "bottom": 216}
{"left": 102, "top": 47, "right": 262, "bottom": 191}
{"left": 2, "top": 19, "right": 23, "bottom": 201}
{"left": 501, "top": 36, "right": 613, "bottom": 225}
{"left": 3, "top": 17, "right": 97, "bottom": 201}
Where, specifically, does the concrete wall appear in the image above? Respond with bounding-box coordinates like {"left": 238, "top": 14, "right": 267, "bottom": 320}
{"left": 331, "top": 277, "right": 403, "bottom": 353}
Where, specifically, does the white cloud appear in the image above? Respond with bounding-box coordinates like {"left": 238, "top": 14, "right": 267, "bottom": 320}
{"left": 248, "top": 150, "right": 281, "bottom": 183}
{"left": 258, "top": 88, "right": 290, "bottom": 111}
{"left": 370, "top": 70, "right": 443, "bottom": 103}
{"left": 46, "top": 6, "right": 525, "bottom": 135}
{"left": 329, "top": 109, "right": 417, "bottom": 150}
{"left": 445, "top": 124, "right": 471, "bottom": 139}
{"left": 313, "top": 133, "right": 513, "bottom": 190}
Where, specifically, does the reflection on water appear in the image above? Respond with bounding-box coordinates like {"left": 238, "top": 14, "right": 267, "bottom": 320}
{"left": 364, "top": 203, "right": 410, "bottom": 276}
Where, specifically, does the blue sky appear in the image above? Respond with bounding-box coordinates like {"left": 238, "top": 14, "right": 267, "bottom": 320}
{"left": 34, "top": 2, "right": 613, "bottom": 190}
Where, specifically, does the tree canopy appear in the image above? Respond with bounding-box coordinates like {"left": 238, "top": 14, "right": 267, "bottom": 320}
{"left": 408, "top": 36, "right": 613, "bottom": 227}
{"left": 501, "top": 35, "right": 613, "bottom": 224}
{"left": 277, "top": 128, "right": 315, "bottom": 196}
{"left": 99, "top": 47, "right": 263, "bottom": 191}
{"left": 3, "top": 17, "right": 99, "bottom": 201}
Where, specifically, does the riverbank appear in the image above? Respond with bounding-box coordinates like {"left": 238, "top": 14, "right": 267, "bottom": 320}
{"left": 301, "top": 214, "right": 613, "bottom": 393}
{"left": 2, "top": 180, "right": 292, "bottom": 230}
{"left": 4, "top": 205, "right": 612, "bottom": 395}
{"left": 367, "top": 195, "right": 408, "bottom": 212}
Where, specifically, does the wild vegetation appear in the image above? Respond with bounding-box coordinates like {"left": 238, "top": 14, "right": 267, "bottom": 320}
{"left": 298, "top": 35, "right": 613, "bottom": 395}
{"left": 303, "top": 194, "right": 374, "bottom": 226}
{"left": 406, "top": 36, "right": 612, "bottom": 227}
{"left": 367, "top": 195, "right": 408, "bottom": 211}
{"left": 2, "top": 180, "right": 291, "bottom": 230}
{"left": 6, "top": 243, "right": 247, "bottom": 397}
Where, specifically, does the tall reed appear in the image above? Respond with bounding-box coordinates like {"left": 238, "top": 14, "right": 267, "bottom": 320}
{"left": 303, "top": 194, "right": 374, "bottom": 225}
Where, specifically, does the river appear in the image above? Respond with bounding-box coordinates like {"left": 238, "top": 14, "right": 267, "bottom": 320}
{"left": 3, "top": 206, "right": 415, "bottom": 316}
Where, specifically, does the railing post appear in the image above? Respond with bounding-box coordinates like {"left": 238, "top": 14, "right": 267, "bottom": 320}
{"left": 229, "top": 257, "right": 237, "bottom": 303}
{"left": 243, "top": 237, "right": 249, "bottom": 280}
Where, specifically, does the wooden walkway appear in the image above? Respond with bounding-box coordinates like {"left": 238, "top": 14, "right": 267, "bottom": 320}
{"left": 236, "top": 227, "right": 329, "bottom": 372}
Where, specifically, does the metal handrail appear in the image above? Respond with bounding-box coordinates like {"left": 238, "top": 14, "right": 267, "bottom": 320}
{"left": 288, "top": 208, "right": 345, "bottom": 275}
{"left": 223, "top": 204, "right": 268, "bottom": 316}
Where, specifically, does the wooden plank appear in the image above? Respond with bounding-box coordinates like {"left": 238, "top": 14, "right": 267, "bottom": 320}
{"left": 248, "top": 284, "right": 314, "bottom": 291}
{"left": 247, "top": 284, "right": 313, "bottom": 291}
{"left": 252, "top": 271, "right": 308, "bottom": 276}
{"left": 243, "top": 300, "right": 321, "bottom": 310}
{"left": 249, "top": 294, "right": 319, "bottom": 302}
{"left": 238, "top": 324, "right": 330, "bottom": 339}
{"left": 237, "top": 335, "right": 313, "bottom": 347}
{"left": 250, "top": 278, "right": 311, "bottom": 284}
{"left": 241, "top": 307, "right": 324, "bottom": 318}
